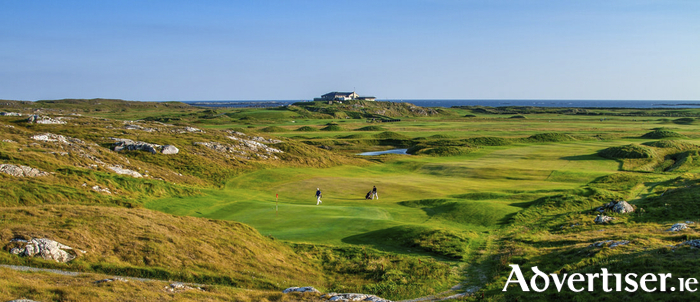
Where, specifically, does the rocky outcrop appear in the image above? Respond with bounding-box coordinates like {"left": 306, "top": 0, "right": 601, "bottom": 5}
{"left": 162, "top": 145, "right": 179, "bottom": 155}
{"left": 195, "top": 134, "right": 283, "bottom": 160}
{"left": 612, "top": 201, "right": 634, "bottom": 214}
{"left": 194, "top": 142, "right": 251, "bottom": 160}
{"left": 27, "top": 115, "right": 66, "bottom": 124}
{"left": 92, "top": 185, "right": 111, "bottom": 194}
{"left": 112, "top": 138, "right": 161, "bottom": 154}
{"left": 322, "top": 293, "right": 392, "bottom": 302}
{"left": 1, "top": 112, "right": 22, "bottom": 116}
{"left": 667, "top": 223, "right": 688, "bottom": 232}
{"left": 107, "top": 166, "right": 143, "bottom": 178}
{"left": 124, "top": 124, "right": 155, "bottom": 132}
{"left": 282, "top": 287, "right": 391, "bottom": 302}
{"left": 589, "top": 240, "right": 630, "bottom": 249}
{"left": 0, "top": 164, "right": 48, "bottom": 177}
{"left": 94, "top": 277, "right": 129, "bottom": 284}
{"left": 596, "top": 200, "right": 634, "bottom": 214}
{"left": 111, "top": 138, "right": 178, "bottom": 155}
{"left": 594, "top": 215, "right": 614, "bottom": 224}
{"left": 227, "top": 136, "right": 283, "bottom": 158}
{"left": 283, "top": 286, "right": 321, "bottom": 294}
{"left": 9, "top": 238, "right": 77, "bottom": 263}
{"left": 32, "top": 133, "right": 85, "bottom": 145}
{"left": 684, "top": 240, "right": 700, "bottom": 248}
{"left": 164, "top": 282, "right": 202, "bottom": 293}
{"left": 183, "top": 126, "right": 204, "bottom": 133}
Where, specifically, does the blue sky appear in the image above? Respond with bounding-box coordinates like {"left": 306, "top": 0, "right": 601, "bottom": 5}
{"left": 1, "top": 0, "right": 698, "bottom": 101}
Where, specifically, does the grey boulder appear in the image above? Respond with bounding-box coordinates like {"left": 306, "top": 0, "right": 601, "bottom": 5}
{"left": 161, "top": 145, "right": 179, "bottom": 155}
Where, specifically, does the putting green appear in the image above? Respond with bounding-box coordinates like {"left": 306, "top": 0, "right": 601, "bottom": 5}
{"left": 146, "top": 140, "right": 620, "bottom": 246}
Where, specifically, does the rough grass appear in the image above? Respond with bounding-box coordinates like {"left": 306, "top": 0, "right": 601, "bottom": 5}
{"left": 463, "top": 137, "right": 512, "bottom": 146}
{"left": 372, "top": 131, "right": 410, "bottom": 140}
{"left": 0, "top": 206, "right": 324, "bottom": 290}
{"left": 642, "top": 129, "right": 686, "bottom": 139}
{"left": 598, "top": 144, "right": 656, "bottom": 159}
{"left": 525, "top": 133, "right": 576, "bottom": 143}
{"left": 413, "top": 146, "right": 477, "bottom": 157}
{"left": 0, "top": 267, "right": 325, "bottom": 302}
{"left": 295, "top": 126, "right": 318, "bottom": 131}
{"left": 355, "top": 126, "right": 386, "bottom": 131}
{"left": 291, "top": 243, "right": 457, "bottom": 300}
{"left": 260, "top": 126, "right": 288, "bottom": 132}
{"left": 642, "top": 140, "right": 698, "bottom": 150}
{"left": 320, "top": 125, "right": 345, "bottom": 131}
{"left": 672, "top": 117, "right": 696, "bottom": 124}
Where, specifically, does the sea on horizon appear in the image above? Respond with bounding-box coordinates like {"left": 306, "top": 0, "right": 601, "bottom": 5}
{"left": 183, "top": 99, "right": 700, "bottom": 109}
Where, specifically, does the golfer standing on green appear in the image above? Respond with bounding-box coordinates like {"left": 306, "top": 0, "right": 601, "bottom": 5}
{"left": 316, "top": 188, "right": 322, "bottom": 205}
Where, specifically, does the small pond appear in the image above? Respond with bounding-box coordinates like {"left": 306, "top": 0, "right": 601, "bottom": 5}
{"left": 357, "top": 149, "right": 409, "bottom": 156}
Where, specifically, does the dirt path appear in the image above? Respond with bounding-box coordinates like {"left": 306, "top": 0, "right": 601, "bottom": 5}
{"left": 397, "top": 234, "right": 496, "bottom": 302}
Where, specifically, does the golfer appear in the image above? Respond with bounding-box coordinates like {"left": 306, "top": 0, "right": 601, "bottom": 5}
{"left": 316, "top": 188, "right": 322, "bottom": 205}
{"left": 372, "top": 186, "right": 378, "bottom": 200}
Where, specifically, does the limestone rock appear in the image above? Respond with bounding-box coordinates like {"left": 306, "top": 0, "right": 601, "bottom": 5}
{"left": 184, "top": 126, "right": 204, "bottom": 133}
{"left": 594, "top": 215, "right": 614, "bottom": 224}
{"left": 7, "top": 299, "right": 40, "bottom": 302}
{"left": 124, "top": 124, "right": 155, "bottom": 132}
{"left": 612, "top": 201, "right": 634, "bottom": 214}
{"left": 92, "top": 185, "right": 111, "bottom": 194}
{"left": 32, "top": 133, "right": 84, "bottom": 145}
{"left": 283, "top": 286, "right": 321, "bottom": 294}
{"left": 164, "top": 282, "right": 201, "bottom": 292}
{"left": 589, "top": 240, "right": 629, "bottom": 248}
{"left": 95, "top": 277, "right": 128, "bottom": 284}
{"left": 1, "top": 112, "right": 22, "bottom": 116}
{"left": 0, "top": 164, "right": 48, "bottom": 177}
{"left": 111, "top": 138, "right": 161, "bottom": 154}
{"left": 322, "top": 293, "right": 392, "bottom": 302}
{"left": 107, "top": 166, "right": 143, "bottom": 178}
{"left": 685, "top": 240, "right": 700, "bottom": 248}
{"left": 27, "top": 115, "right": 66, "bottom": 124}
{"left": 161, "top": 145, "right": 179, "bottom": 155}
{"left": 668, "top": 223, "right": 688, "bottom": 232}
{"left": 10, "top": 238, "right": 76, "bottom": 263}
{"left": 193, "top": 142, "right": 251, "bottom": 160}
{"left": 227, "top": 136, "right": 283, "bottom": 154}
